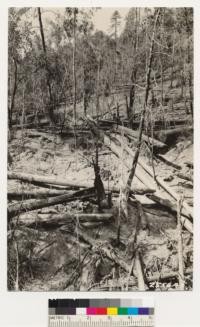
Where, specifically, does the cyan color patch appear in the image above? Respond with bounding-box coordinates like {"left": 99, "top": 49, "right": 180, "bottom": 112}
{"left": 127, "top": 307, "right": 139, "bottom": 315}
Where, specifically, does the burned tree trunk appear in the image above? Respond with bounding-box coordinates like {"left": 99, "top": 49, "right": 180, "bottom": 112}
{"left": 123, "top": 9, "right": 161, "bottom": 211}
{"left": 38, "top": 7, "right": 56, "bottom": 124}
{"left": 93, "top": 145, "right": 106, "bottom": 212}
{"left": 9, "top": 58, "right": 18, "bottom": 128}
{"left": 8, "top": 187, "right": 95, "bottom": 219}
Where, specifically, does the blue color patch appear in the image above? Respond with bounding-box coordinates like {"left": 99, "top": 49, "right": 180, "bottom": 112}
{"left": 127, "top": 307, "right": 139, "bottom": 315}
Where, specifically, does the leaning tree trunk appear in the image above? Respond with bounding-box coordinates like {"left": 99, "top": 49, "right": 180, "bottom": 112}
{"left": 124, "top": 9, "right": 161, "bottom": 205}
{"left": 37, "top": 7, "right": 56, "bottom": 124}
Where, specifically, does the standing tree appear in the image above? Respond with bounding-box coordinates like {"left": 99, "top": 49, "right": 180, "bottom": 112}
{"left": 122, "top": 8, "right": 161, "bottom": 219}
{"left": 64, "top": 8, "right": 94, "bottom": 123}
{"left": 8, "top": 8, "right": 32, "bottom": 128}
{"left": 110, "top": 10, "right": 121, "bottom": 83}
{"left": 38, "top": 7, "right": 57, "bottom": 124}
{"left": 122, "top": 8, "right": 141, "bottom": 127}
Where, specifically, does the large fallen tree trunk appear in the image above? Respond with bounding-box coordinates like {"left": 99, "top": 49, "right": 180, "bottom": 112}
{"left": 147, "top": 194, "right": 189, "bottom": 218}
{"left": 146, "top": 267, "right": 192, "bottom": 284}
{"left": 8, "top": 187, "right": 95, "bottom": 219}
{"left": 8, "top": 189, "right": 72, "bottom": 199}
{"left": 103, "top": 134, "right": 155, "bottom": 191}
{"left": 103, "top": 135, "right": 193, "bottom": 232}
{"left": 177, "top": 172, "right": 193, "bottom": 183}
{"left": 155, "top": 126, "right": 193, "bottom": 144}
{"left": 12, "top": 212, "right": 113, "bottom": 228}
{"left": 8, "top": 171, "right": 154, "bottom": 195}
{"left": 147, "top": 194, "right": 193, "bottom": 234}
{"left": 155, "top": 154, "right": 182, "bottom": 170}
{"left": 117, "top": 138, "right": 193, "bottom": 220}
{"left": 155, "top": 126, "right": 193, "bottom": 138}
{"left": 116, "top": 125, "right": 167, "bottom": 151}
{"left": 138, "top": 159, "right": 193, "bottom": 219}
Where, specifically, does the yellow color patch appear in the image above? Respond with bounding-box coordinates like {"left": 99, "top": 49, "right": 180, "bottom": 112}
{"left": 107, "top": 307, "right": 118, "bottom": 315}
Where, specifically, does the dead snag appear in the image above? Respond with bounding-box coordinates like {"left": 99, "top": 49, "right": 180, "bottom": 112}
{"left": 126, "top": 201, "right": 143, "bottom": 259}
{"left": 93, "top": 144, "right": 106, "bottom": 212}
{"left": 85, "top": 116, "right": 106, "bottom": 211}
{"left": 125, "top": 200, "right": 145, "bottom": 290}
{"left": 38, "top": 8, "right": 56, "bottom": 124}
{"left": 122, "top": 9, "right": 161, "bottom": 219}
{"left": 177, "top": 197, "right": 185, "bottom": 290}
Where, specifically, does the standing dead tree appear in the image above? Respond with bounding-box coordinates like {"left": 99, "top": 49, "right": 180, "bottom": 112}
{"left": 177, "top": 196, "right": 185, "bottom": 290}
{"left": 37, "top": 7, "right": 56, "bottom": 124}
{"left": 85, "top": 116, "right": 106, "bottom": 211}
{"left": 9, "top": 58, "right": 18, "bottom": 128}
{"left": 72, "top": 8, "right": 78, "bottom": 126}
{"left": 92, "top": 144, "right": 106, "bottom": 212}
{"left": 122, "top": 9, "right": 161, "bottom": 218}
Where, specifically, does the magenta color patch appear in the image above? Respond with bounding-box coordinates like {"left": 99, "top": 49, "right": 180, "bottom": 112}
{"left": 86, "top": 307, "right": 97, "bottom": 315}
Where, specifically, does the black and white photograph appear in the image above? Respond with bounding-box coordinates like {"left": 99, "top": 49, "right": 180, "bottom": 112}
{"left": 7, "top": 7, "right": 193, "bottom": 292}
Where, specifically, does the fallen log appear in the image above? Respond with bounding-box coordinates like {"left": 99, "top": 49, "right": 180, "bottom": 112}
{"left": 177, "top": 172, "right": 193, "bottom": 183}
{"left": 25, "top": 181, "right": 73, "bottom": 190}
{"left": 8, "top": 171, "right": 154, "bottom": 195}
{"left": 185, "top": 161, "right": 193, "bottom": 169}
{"left": 116, "top": 125, "right": 167, "bottom": 151}
{"left": 103, "top": 134, "right": 155, "bottom": 191}
{"left": 12, "top": 212, "right": 113, "bottom": 228}
{"left": 117, "top": 139, "right": 193, "bottom": 220}
{"left": 88, "top": 268, "right": 193, "bottom": 290}
{"left": 8, "top": 171, "right": 91, "bottom": 189}
{"left": 146, "top": 195, "right": 193, "bottom": 233}
{"left": 146, "top": 268, "right": 192, "bottom": 284}
{"left": 110, "top": 134, "right": 193, "bottom": 232}
{"left": 8, "top": 187, "right": 95, "bottom": 219}
{"left": 8, "top": 189, "right": 72, "bottom": 199}
{"left": 139, "top": 160, "right": 193, "bottom": 219}
{"left": 146, "top": 194, "right": 189, "bottom": 217}
{"left": 155, "top": 154, "right": 182, "bottom": 170}
{"left": 155, "top": 126, "right": 193, "bottom": 144}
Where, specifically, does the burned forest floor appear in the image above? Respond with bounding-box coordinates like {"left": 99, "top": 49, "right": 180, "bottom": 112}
{"left": 7, "top": 123, "right": 193, "bottom": 291}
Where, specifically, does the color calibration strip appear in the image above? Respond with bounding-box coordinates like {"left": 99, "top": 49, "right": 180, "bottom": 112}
{"left": 48, "top": 299, "right": 154, "bottom": 327}
{"left": 49, "top": 298, "right": 154, "bottom": 315}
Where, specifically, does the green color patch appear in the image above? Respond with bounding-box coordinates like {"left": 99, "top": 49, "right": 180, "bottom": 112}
{"left": 118, "top": 307, "right": 128, "bottom": 315}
